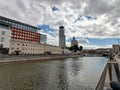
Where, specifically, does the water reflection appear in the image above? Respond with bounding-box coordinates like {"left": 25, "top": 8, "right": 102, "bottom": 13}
{"left": 0, "top": 57, "right": 108, "bottom": 90}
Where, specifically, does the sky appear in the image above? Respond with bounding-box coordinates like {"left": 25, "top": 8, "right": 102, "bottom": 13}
{"left": 0, "top": 0, "right": 120, "bottom": 49}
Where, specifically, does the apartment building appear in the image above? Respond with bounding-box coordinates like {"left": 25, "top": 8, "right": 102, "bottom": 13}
{"left": 40, "top": 34, "right": 47, "bottom": 44}
{"left": 0, "top": 22, "right": 11, "bottom": 54}
{"left": 0, "top": 16, "right": 40, "bottom": 43}
{"left": 9, "top": 39, "right": 62, "bottom": 55}
{"left": 0, "top": 16, "right": 62, "bottom": 55}
{"left": 112, "top": 44, "right": 120, "bottom": 53}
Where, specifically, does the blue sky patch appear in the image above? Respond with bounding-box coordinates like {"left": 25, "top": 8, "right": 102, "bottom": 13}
{"left": 85, "top": 16, "right": 97, "bottom": 20}
{"left": 38, "top": 24, "right": 56, "bottom": 37}
{"left": 67, "top": 37, "right": 118, "bottom": 47}
{"left": 74, "top": 15, "right": 97, "bottom": 23}
{"left": 87, "top": 38, "right": 118, "bottom": 46}
{"left": 52, "top": 6, "right": 59, "bottom": 12}
{"left": 74, "top": 16, "right": 83, "bottom": 23}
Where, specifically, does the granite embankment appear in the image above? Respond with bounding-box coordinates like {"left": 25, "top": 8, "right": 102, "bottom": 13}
{"left": 0, "top": 55, "right": 81, "bottom": 63}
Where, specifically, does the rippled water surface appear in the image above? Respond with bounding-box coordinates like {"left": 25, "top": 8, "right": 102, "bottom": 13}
{"left": 0, "top": 57, "right": 108, "bottom": 90}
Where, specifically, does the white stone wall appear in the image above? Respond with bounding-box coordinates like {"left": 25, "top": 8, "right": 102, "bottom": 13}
{"left": 9, "top": 40, "right": 62, "bottom": 54}
{"left": 51, "top": 45, "right": 63, "bottom": 54}
{"left": 63, "top": 49, "right": 72, "bottom": 54}
{"left": 0, "top": 26, "right": 11, "bottom": 48}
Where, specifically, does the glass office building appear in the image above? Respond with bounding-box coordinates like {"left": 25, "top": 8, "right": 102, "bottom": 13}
{"left": 40, "top": 34, "right": 47, "bottom": 44}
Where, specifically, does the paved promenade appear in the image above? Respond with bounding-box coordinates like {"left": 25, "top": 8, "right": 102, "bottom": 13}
{"left": 115, "top": 55, "right": 120, "bottom": 71}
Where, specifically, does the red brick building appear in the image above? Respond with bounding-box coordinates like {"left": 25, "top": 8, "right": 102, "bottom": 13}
{"left": 0, "top": 16, "right": 40, "bottom": 43}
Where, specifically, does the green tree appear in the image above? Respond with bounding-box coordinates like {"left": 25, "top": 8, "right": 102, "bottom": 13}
{"left": 69, "top": 44, "right": 79, "bottom": 52}
{"left": 73, "top": 44, "right": 79, "bottom": 52}
{"left": 69, "top": 46, "right": 73, "bottom": 51}
{"left": 79, "top": 46, "right": 83, "bottom": 51}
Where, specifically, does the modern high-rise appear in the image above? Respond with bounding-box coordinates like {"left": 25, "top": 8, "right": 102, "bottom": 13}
{"left": 40, "top": 34, "right": 47, "bottom": 44}
{"left": 0, "top": 16, "right": 40, "bottom": 43}
{"left": 0, "top": 16, "right": 63, "bottom": 55}
{"left": 0, "top": 15, "right": 40, "bottom": 54}
{"left": 59, "top": 26, "right": 66, "bottom": 48}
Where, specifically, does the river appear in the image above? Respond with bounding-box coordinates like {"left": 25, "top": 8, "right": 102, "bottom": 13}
{"left": 0, "top": 57, "right": 108, "bottom": 90}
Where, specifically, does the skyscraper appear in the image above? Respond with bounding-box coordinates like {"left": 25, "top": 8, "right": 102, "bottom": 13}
{"left": 59, "top": 26, "right": 66, "bottom": 48}
{"left": 40, "top": 34, "right": 47, "bottom": 44}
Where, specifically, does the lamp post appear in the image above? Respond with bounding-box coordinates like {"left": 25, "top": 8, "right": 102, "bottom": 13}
{"left": 118, "top": 38, "right": 120, "bottom": 53}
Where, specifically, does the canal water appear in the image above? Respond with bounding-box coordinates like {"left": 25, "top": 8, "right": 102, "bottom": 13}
{"left": 0, "top": 57, "right": 108, "bottom": 90}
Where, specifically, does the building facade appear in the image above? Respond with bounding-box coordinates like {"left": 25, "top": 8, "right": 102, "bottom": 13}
{"left": 59, "top": 26, "right": 66, "bottom": 48}
{"left": 0, "top": 22, "right": 11, "bottom": 54}
{"left": 0, "top": 16, "right": 40, "bottom": 43}
{"left": 0, "top": 16, "right": 63, "bottom": 55}
{"left": 112, "top": 44, "right": 120, "bottom": 53}
{"left": 71, "top": 37, "right": 78, "bottom": 46}
{"left": 9, "top": 39, "right": 62, "bottom": 55}
{"left": 40, "top": 34, "right": 47, "bottom": 44}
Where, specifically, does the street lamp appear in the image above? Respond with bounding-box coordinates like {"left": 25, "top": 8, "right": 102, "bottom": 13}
{"left": 118, "top": 38, "right": 120, "bottom": 53}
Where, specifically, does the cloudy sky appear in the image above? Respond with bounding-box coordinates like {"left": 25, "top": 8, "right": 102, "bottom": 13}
{"left": 0, "top": 0, "right": 120, "bottom": 49}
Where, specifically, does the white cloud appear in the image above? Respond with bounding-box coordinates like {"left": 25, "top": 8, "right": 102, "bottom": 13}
{"left": 78, "top": 38, "right": 89, "bottom": 44}
{"left": 0, "top": 0, "right": 119, "bottom": 49}
{"left": 82, "top": 44, "right": 112, "bottom": 50}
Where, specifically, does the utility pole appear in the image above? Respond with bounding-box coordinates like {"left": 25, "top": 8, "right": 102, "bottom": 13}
{"left": 118, "top": 38, "right": 120, "bottom": 53}
{"left": 118, "top": 38, "right": 120, "bottom": 44}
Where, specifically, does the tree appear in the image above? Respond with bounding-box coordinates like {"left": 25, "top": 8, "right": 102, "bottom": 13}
{"left": 73, "top": 44, "right": 79, "bottom": 52}
{"left": 69, "top": 46, "right": 73, "bottom": 51}
{"left": 79, "top": 46, "right": 83, "bottom": 51}
{"left": 69, "top": 44, "right": 79, "bottom": 52}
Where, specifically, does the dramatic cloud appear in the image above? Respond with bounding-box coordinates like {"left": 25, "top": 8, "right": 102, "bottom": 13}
{"left": 0, "top": 0, "right": 119, "bottom": 48}
{"left": 78, "top": 38, "right": 89, "bottom": 44}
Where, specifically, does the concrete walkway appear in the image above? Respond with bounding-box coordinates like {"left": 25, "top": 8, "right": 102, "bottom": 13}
{"left": 115, "top": 56, "right": 120, "bottom": 71}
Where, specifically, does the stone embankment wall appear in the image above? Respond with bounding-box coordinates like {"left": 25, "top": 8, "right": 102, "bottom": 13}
{"left": 0, "top": 55, "right": 80, "bottom": 63}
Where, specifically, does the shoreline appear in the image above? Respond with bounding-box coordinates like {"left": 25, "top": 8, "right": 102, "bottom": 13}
{"left": 0, "top": 55, "right": 81, "bottom": 64}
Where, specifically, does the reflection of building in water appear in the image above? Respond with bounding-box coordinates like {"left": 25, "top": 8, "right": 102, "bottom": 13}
{"left": 71, "top": 37, "right": 78, "bottom": 46}
{"left": 57, "top": 63, "right": 68, "bottom": 90}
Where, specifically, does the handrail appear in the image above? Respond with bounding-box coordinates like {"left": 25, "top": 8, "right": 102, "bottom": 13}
{"left": 111, "top": 63, "right": 118, "bottom": 82}
{"left": 95, "top": 59, "right": 119, "bottom": 90}
{"left": 95, "top": 61, "right": 108, "bottom": 90}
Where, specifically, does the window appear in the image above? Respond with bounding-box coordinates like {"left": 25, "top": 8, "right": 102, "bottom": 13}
{"left": 0, "top": 44, "right": 3, "bottom": 48}
{"left": 11, "top": 47, "right": 14, "bottom": 50}
{"left": 1, "top": 31, "right": 5, "bottom": 35}
{"left": 1, "top": 37, "right": 4, "bottom": 42}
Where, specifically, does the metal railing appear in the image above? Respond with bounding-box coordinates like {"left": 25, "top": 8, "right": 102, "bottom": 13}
{"left": 95, "top": 62, "right": 108, "bottom": 90}
{"left": 95, "top": 59, "right": 119, "bottom": 90}
{"left": 111, "top": 64, "right": 118, "bottom": 82}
